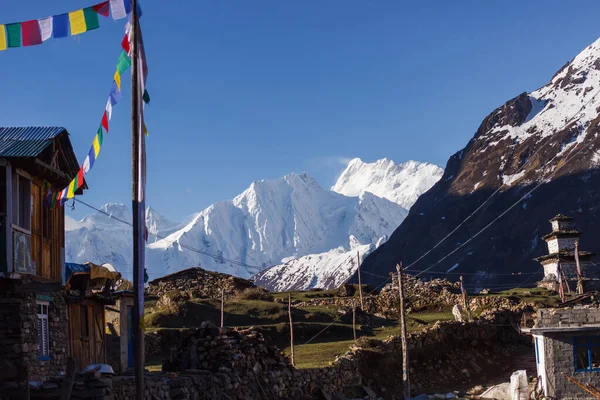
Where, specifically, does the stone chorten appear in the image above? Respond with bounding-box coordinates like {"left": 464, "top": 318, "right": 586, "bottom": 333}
{"left": 535, "top": 214, "right": 596, "bottom": 290}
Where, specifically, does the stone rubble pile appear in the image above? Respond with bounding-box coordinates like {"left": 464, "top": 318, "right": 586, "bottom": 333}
{"left": 155, "top": 321, "right": 363, "bottom": 400}
{"left": 148, "top": 267, "right": 255, "bottom": 299}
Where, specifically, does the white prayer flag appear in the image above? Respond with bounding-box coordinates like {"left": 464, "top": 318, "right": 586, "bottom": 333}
{"left": 105, "top": 99, "right": 113, "bottom": 121}
{"left": 110, "top": 0, "right": 127, "bottom": 20}
{"left": 82, "top": 155, "right": 91, "bottom": 174}
{"left": 38, "top": 17, "right": 53, "bottom": 42}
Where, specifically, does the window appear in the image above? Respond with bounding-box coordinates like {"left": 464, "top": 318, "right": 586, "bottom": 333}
{"left": 42, "top": 207, "right": 52, "bottom": 239}
{"left": 12, "top": 173, "right": 31, "bottom": 231}
{"left": 37, "top": 301, "right": 50, "bottom": 359}
{"left": 574, "top": 336, "right": 600, "bottom": 371}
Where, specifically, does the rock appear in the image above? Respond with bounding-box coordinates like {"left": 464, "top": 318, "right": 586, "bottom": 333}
{"left": 467, "top": 385, "right": 484, "bottom": 395}
{"left": 479, "top": 382, "right": 511, "bottom": 400}
{"left": 362, "top": 385, "right": 377, "bottom": 399}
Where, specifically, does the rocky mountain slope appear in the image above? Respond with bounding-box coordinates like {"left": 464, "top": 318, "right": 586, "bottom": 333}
{"left": 359, "top": 37, "right": 600, "bottom": 290}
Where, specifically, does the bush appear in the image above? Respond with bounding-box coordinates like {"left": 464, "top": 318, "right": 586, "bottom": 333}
{"left": 356, "top": 337, "right": 383, "bottom": 349}
{"left": 237, "top": 287, "right": 274, "bottom": 302}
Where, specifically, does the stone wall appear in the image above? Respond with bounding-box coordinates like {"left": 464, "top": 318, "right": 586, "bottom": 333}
{"left": 0, "top": 278, "right": 68, "bottom": 382}
{"left": 147, "top": 322, "right": 362, "bottom": 400}
{"left": 148, "top": 267, "right": 255, "bottom": 299}
{"left": 544, "top": 332, "right": 600, "bottom": 399}
{"left": 537, "top": 305, "right": 600, "bottom": 327}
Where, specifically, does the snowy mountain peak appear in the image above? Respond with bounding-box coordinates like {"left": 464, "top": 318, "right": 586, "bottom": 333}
{"left": 100, "top": 203, "right": 130, "bottom": 221}
{"left": 332, "top": 158, "right": 443, "bottom": 209}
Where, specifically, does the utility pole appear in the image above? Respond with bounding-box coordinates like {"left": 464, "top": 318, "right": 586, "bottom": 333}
{"left": 396, "top": 263, "right": 410, "bottom": 399}
{"left": 352, "top": 299, "right": 357, "bottom": 344}
{"left": 575, "top": 241, "right": 584, "bottom": 295}
{"left": 288, "top": 293, "right": 295, "bottom": 366}
{"left": 130, "top": 1, "right": 144, "bottom": 399}
{"left": 220, "top": 287, "right": 225, "bottom": 328}
{"left": 459, "top": 276, "right": 472, "bottom": 322}
{"left": 356, "top": 251, "right": 364, "bottom": 311}
{"left": 558, "top": 261, "right": 565, "bottom": 303}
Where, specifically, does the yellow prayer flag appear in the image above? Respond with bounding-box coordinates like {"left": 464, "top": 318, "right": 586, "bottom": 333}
{"left": 143, "top": 123, "right": 148, "bottom": 136}
{"left": 114, "top": 70, "right": 121, "bottom": 89}
{"left": 66, "top": 179, "right": 76, "bottom": 199}
{"left": 93, "top": 135, "right": 101, "bottom": 157}
{"left": 0, "top": 25, "right": 6, "bottom": 51}
{"left": 69, "top": 9, "right": 87, "bottom": 36}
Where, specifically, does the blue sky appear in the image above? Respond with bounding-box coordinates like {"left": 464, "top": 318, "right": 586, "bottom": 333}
{"left": 2, "top": 1, "right": 600, "bottom": 221}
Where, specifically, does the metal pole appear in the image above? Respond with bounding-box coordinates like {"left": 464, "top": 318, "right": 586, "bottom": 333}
{"left": 130, "top": 2, "right": 144, "bottom": 398}
{"left": 356, "top": 251, "right": 363, "bottom": 311}
{"left": 396, "top": 263, "right": 410, "bottom": 399}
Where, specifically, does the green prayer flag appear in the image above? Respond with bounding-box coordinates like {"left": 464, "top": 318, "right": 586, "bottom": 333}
{"left": 6, "top": 23, "right": 21, "bottom": 47}
{"left": 97, "top": 126, "right": 103, "bottom": 146}
{"left": 83, "top": 7, "right": 100, "bottom": 31}
{"left": 144, "top": 269, "right": 149, "bottom": 284}
{"left": 116, "top": 50, "right": 131, "bottom": 74}
{"left": 143, "top": 90, "right": 150, "bottom": 104}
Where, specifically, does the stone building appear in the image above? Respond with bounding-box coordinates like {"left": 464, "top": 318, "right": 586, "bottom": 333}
{"left": 528, "top": 305, "right": 600, "bottom": 399}
{"left": 535, "top": 214, "right": 598, "bottom": 291}
{"left": 0, "top": 127, "right": 84, "bottom": 383}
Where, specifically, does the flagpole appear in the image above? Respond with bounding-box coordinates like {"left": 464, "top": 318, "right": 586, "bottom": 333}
{"left": 130, "top": 0, "right": 144, "bottom": 399}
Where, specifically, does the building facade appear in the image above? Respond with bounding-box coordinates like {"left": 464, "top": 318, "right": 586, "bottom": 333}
{"left": 0, "top": 127, "right": 84, "bottom": 382}
{"left": 530, "top": 306, "right": 600, "bottom": 399}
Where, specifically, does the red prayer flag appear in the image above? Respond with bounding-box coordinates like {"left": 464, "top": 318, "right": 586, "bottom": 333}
{"left": 76, "top": 168, "right": 85, "bottom": 189}
{"left": 121, "top": 34, "right": 130, "bottom": 54}
{"left": 92, "top": 1, "right": 110, "bottom": 17}
{"left": 21, "top": 20, "right": 42, "bottom": 46}
{"left": 101, "top": 111, "right": 109, "bottom": 133}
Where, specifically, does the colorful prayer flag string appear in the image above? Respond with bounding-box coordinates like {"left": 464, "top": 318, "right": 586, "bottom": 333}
{"left": 45, "top": 23, "right": 135, "bottom": 208}
{"left": 0, "top": 0, "right": 138, "bottom": 51}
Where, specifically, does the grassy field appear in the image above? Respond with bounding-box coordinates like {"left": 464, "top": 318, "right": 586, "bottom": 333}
{"left": 144, "top": 287, "right": 557, "bottom": 370}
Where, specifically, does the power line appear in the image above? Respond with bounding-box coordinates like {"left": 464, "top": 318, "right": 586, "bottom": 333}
{"left": 403, "top": 86, "right": 600, "bottom": 274}
{"left": 74, "top": 198, "right": 264, "bottom": 274}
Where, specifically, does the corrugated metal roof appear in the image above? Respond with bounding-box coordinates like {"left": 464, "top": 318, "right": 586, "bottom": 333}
{"left": 0, "top": 127, "right": 67, "bottom": 157}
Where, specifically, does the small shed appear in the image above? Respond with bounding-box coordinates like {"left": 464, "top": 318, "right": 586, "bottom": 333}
{"left": 527, "top": 303, "right": 600, "bottom": 398}
{"left": 64, "top": 262, "right": 120, "bottom": 371}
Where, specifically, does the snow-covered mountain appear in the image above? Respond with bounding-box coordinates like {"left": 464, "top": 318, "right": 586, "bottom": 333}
{"left": 145, "top": 173, "right": 407, "bottom": 279}
{"left": 332, "top": 158, "right": 443, "bottom": 209}
{"left": 66, "top": 157, "right": 442, "bottom": 289}
{"left": 65, "top": 203, "right": 183, "bottom": 277}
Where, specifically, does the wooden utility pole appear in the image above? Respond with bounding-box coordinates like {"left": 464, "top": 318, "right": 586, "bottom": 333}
{"left": 288, "top": 293, "right": 295, "bottom": 366}
{"left": 396, "top": 263, "right": 410, "bottom": 399}
{"left": 356, "top": 251, "right": 364, "bottom": 311}
{"left": 558, "top": 262, "right": 565, "bottom": 303}
{"left": 459, "top": 276, "right": 472, "bottom": 322}
{"left": 576, "top": 241, "right": 584, "bottom": 295}
{"left": 130, "top": 1, "right": 144, "bottom": 399}
{"left": 352, "top": 299, "right": 357, "bottom": 344}
{"left": 220, "top": 287, "right": 225, "bottom": 328}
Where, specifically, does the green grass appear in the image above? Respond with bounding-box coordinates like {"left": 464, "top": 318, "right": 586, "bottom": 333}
{"left": 283, "top": 340, "right": 355, "bottom": 369}
{"left": 272, "top": 289, "right": 340, "bottom": 302}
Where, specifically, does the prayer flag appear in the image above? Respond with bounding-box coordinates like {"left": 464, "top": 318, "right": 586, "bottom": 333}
{"left": 69, "top": 9, "right": 86, "bottom": 35}
{"left": 142, "top": 89, "right": 150, "bottom": 104}
{"left": 92, "top": 1, "right": 110, "bottom": 17}
{"left": 53, "top": 14, "right": 69, "bottom": 38}
{"left": 38, "top": 17, "right": 53, "bottom": 42}
{"left": 105, "top": 99, "right": 113, "bottom": 121}
{"left": 114, "top": 70, "right": 121, "bottom": 89}
{"left": 97, "top": 126, "right": 104, "bottom": 146}
{"left": 109, "top": 81, "right": 122, "bottom": 105}
{"left": 116, "top": 50, "right": 131, "bottom": 74}
{"left": 21, "top": 20, "right": 42, "bottom": 46}
{"left": 110, "top": 0, "right": 127, "bottom": 20}
{"left": 121, "top": 34, "right": 130, "bottom": 54}
{"left": 82, "top": 155, "right": 91, "bottom": 174}
{"left": 86, "top": 146, "right": 96, "bottom": 171}
{"left": 124, "top": 0, "right": 132, "bottom": 14}
{"left": 6, "top": 23, "right": 21, "bottom": 47}
{"left": 0, "top": 25, "right": 6, "bottom": 51}
{"left": 76, "top": 168, "right": 84, "bottom": 189}
{"left": 83, "top": 7, "right": 100, "bottom": 31}
{"left": 66, "top": 179, "right": 76, "bottom": 199}
{"left": 101, "top": 111, "right": 109, "bottom": 133}
{"left": 92, "top": 135, "right": 101, "bottom": 158}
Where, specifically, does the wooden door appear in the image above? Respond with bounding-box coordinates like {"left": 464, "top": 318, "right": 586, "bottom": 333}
{"left": 93, "top": 305, "right": 105, "bottom": 364}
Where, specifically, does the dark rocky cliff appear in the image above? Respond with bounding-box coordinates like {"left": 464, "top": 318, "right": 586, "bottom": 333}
{"left": 359, "top": 38, "right": 600, "bottom": 290}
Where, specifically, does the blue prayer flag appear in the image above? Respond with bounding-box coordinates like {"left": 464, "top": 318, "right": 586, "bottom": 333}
{"left": 53, "top": 13, "right": 69, "bottom": 38}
